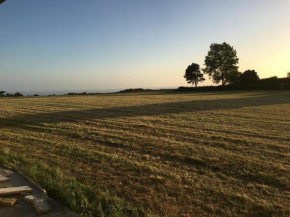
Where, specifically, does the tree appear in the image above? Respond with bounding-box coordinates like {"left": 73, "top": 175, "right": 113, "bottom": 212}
{"left": 287, "top": 72, "right": 290, "bottom": 78}
{"left": 0, "top": 91, "right": 5, "bottom": 97}
{"left": 240, "top": 70, "right": 260, "bottom": 84}
{"left": 14, "top": 92, "right": 23, "bottom": 97}
{"left": 184, "top": 63, "right": 205, "bottom": 87}
{"left": 203, "top": 42, "right": 239, "bottom": 85}
{"left": 228, "top": 71, "right": 242, "bottom": 85}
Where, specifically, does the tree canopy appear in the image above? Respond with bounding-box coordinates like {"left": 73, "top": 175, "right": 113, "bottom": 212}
{"left": 203, "top": 42, "right": 239, "bottom": 85}
{"left": 240, "top": 70, "right": 260, "bottom": 84}
{"left": 228, "top": 71, "right": 242, "bottom": 85}
{"left": 184, "top": 63, "right": 205, "bottom": 87}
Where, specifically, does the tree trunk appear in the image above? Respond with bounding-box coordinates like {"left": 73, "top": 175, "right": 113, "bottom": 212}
{"left": 222, "top": 72, "right": 225, "bottom": 86}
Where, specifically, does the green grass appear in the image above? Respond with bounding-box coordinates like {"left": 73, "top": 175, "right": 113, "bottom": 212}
{"left": 0, "top": 148, "right": 145, "bottom": 217}
{"left": 0, "top": 91, "right": 289, "bottom": 216}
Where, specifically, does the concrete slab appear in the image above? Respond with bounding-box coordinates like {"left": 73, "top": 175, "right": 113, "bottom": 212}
{"left": 0, "top": 164, "right": 79, "bottom": 217}
{"left": 0, "top": 170, "right": 13, "bottom": 177}
{"left": 0, "top": 175, "right": 9, "bottom": 183}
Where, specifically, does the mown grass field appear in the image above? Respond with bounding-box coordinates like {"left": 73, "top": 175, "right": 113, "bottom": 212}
{"left": 0, "top": 91, "right": 289, "bottom": 216}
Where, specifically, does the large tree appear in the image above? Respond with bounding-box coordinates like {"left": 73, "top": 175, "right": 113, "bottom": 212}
{"left": 240, "top": 70, "right": 260, "bottom": 84}
{"left": 184, "top": 63, "right": 205, "bottom": 87}
{"left": 203, "top": 42, "right": 239, "bottom": 85}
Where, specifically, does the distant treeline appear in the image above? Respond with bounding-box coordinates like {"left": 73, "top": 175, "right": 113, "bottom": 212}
{"left": 67, "top": 92, "right": 94, "bottom": 95}
{"left": 117, "top": 88, "right": 155, "bottom": 93}
{"left": 178, "top": 76, "right": 290, "bottom": 92}
{"left": 0, "top": 91, "right": 24, "bottom": 97}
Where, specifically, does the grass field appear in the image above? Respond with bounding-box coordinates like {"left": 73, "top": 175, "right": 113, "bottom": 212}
{"left": 0, "top": 91, "right": 289, "bottom": 216}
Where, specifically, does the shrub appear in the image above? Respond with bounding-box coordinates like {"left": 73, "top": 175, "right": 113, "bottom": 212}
{"left": 177, "top": 83, "right": 284, "bottom": 92}
{"left": 260, "top": 76, "right": 280, "bottom": 84}
{"left": 283, "top": 83, "right": 290, "bottom": 90}
{"left": 13, "top": 92, "right": 24, "bottom": 97}
{"left": 240, "top": 70, "right": 260, "bottom": 84}
{"left": 278, "top": 78, "right": 290, "bottom": 84}
{"left": 118, "top": 88, "right": 153, "bottom": 93}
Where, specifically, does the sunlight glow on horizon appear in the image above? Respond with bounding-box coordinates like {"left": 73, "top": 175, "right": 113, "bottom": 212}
{"left": 0, "top": 0, "right": 289, "bottom": 92}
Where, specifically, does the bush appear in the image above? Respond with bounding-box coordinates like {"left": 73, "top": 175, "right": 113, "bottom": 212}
{"left": 0, "top": 91, "right": 5, "bottom": 97}
{"left": 260, "top": 76, "right": 280, "bottom": 84}
{"left": 240, "top": 70, "right": 260, "bottom": 84}
{"left": 2, "top": 92, "right": 24, "bottom": 97}
{"left": 279, "top": 78, "right": 290, "bottom": 84}
{"left": 283, "top": 83, "right": 290, "bottom": 90}
{"left": 13, "top": 92, "right": 24, "bottom": 97}
{"left": 118, "top": 88, "right": 154, "bottom": 93}
{"left": 236, "top": 83, "right": 283, "bottom": 90}
{"left": 177, "top": 83, "right": 284, "bottom": 92}
{"left": 178, "top": 86, "right": 232, "bottom": 92}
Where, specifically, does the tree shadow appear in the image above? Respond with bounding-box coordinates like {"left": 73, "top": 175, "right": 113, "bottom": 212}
{"left": 2, "top": 93, "right": 290, "bottom": 126}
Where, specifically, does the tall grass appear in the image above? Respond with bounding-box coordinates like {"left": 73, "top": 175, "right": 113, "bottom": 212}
{"left": 0, "top": 148, "right": 145, "bottom": 217}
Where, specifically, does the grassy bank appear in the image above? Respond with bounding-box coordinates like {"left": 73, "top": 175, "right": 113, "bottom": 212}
{"left": 0, "top": 91, "right": 289, "bottom": 216}
{"left": 0, "top": 148, "right": 145, "bottom": 217}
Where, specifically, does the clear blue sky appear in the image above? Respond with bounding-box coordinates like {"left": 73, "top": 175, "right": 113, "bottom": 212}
{"left": 0, "top": 0, "right": 290, "bottom": 92}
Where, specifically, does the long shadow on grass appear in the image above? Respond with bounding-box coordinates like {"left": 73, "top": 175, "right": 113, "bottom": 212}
{"left": 1, "top": 93, "right": 290, "bottom": 193}
{"left": 2, "top": 93, "right": 290, "bottom": 125}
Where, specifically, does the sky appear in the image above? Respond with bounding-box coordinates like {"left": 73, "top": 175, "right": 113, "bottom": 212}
{"left": 0, "top": 0, "right": 290, "bottom": 93}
